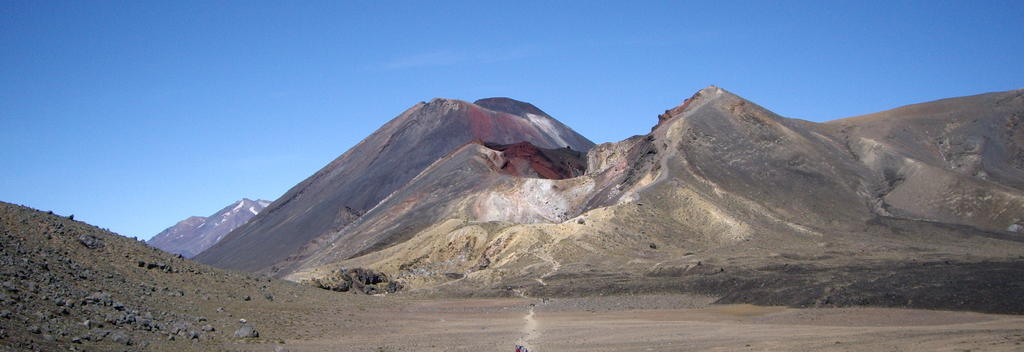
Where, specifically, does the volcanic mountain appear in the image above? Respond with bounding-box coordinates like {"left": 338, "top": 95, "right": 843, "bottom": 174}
{"left": 195, "top": 98, "right": 594, "bottom": 273}
{"left": 199, "top": 87, "right": 1024, "bottom": 313}
{"left": 148, "top": 198, "right": 270, "bottom": 258}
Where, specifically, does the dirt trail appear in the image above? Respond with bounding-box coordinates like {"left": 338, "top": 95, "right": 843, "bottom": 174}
{"left": 253, "top": 299, "right": 1024, "bottom": 352}
{"left": 515, "top": 248, "right": 563, "bottom": 350}
{"left": 512, "top": 287, "right": 541, "bottom": 350}
{"left": 519, "top": 305, "right": 540, "bottom": 350}
{"left": 534, "top": 249, "right": 562, "bottom": 286}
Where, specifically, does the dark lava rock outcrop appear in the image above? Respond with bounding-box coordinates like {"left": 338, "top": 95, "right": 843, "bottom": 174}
{"left": 305, "top": 267, "right": 402, "bottom": 295}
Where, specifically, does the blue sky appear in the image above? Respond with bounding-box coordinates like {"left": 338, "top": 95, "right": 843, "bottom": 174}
{"left": 2, "top": 1, "right": 1022, "bottom": 240}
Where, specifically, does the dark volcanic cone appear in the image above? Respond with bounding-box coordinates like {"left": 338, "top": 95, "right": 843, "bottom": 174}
{"left": 195, "top": 98, "right": 594, "bottom": 274}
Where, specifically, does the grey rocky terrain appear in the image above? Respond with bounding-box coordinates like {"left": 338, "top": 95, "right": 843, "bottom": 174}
{"left": 0, "top": 201, "right": 384, "bottom": 351}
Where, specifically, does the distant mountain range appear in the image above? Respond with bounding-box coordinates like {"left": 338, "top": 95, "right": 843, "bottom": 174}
{"left": 148, "top": 198, "right": 270, "bottom": 258}
{"left": 191, "top": 88, "right": 1024, "bottom": 312}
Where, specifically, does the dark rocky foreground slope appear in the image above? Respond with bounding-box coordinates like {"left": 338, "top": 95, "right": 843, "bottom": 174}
{"left": 0, "top": 201, "right": 386, "bottom": 351}
{"left": 148, "top": 198, "right": 270, "bottom": 258}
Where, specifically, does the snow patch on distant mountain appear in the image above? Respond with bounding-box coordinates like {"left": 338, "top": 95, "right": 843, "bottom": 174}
{"left": 148, "top": 198, "right": 272, "bottom": 258}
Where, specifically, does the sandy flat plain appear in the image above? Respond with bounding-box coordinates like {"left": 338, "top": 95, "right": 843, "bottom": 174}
{"left": 219, "top": 295, "right": 1024, "bottom": 352}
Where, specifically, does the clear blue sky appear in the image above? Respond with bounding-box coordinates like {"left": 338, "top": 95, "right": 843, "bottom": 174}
{"left": 2, "top": 1, "right": 1022, "bottom": 240}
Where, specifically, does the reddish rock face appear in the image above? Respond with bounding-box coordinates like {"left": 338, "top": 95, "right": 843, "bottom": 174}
{"left": 464, "top": 103, "right": 577, "bottom": 149}
{"left": 466, "top": 105, "right": 500, "bottom": 141}
{"left": 481, "top": 141, "right": 587, "bottom": 180}
{"left": 655, "top": 89, "right": 703, "bottom": 131}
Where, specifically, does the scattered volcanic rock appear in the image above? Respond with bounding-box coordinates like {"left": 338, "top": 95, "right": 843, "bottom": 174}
{"left": 233, "top": 325, "right": 258, "bottom": 338}
{"left": 149, "top": 198, "right": 270, "bottom": 258}
{"left": 0, "top": 200, "right": 377, "bottom": 351}
{"left": 77, "top": 234, "right": 104, "bottom": 249}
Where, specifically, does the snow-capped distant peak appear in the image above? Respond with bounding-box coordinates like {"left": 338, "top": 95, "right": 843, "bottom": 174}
{"left": 149, "top": 198, "right": 268, "bottom": 258}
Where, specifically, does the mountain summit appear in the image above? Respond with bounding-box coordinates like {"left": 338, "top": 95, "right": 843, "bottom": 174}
{"left": 472, "top": 97, "right": 550, "bottom": 118}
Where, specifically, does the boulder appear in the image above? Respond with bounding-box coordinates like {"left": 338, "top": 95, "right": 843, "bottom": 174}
{"left": 83, "top": 292, "right": 112, "bottom": 306}
{"left": 109, "top": 331, "right": 132, "bottom": 345}
{"left": 77, "top": 235, "right": 104, "bottom": 249}
{"left": 386, "top": 281, "right": 403, "bottom": 294}
{"left": 233, "top": 324, "right": 259, "bottom": 338}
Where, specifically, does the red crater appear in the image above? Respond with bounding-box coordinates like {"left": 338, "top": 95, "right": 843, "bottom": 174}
{"left": 481, "top": 141, "right": 587, "bottom": 180}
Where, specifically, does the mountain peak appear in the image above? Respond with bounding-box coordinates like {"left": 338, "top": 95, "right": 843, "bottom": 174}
{"left": 656, "top": 86, "right": 756, "bottom": 128}
{"left": 692, "top": 85, "right": 744, "bottom": 105}
{"left": 417, "top": 97, "right": 551, "bottom": 120}
{"left": 473, "top": 97, "right": 549, "bottom": 118}
{"left": 149, "top": 198, "right": 271, "bottom": 258}
{"left": 416, "top": 98, "right": 472, "bottom": 116}
{"left": 426, "top": 97, "right": 465, "bottom": 105}
{"left": 698, "top": 84, "right": 723, "bottom": 94}
{"left": 238, "top": 198, "right": 270, "bottom": 206}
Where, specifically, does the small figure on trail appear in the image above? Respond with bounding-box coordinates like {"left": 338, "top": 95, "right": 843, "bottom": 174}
{"left": 515, "top": 344, "right": 529, "bottom": 352}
